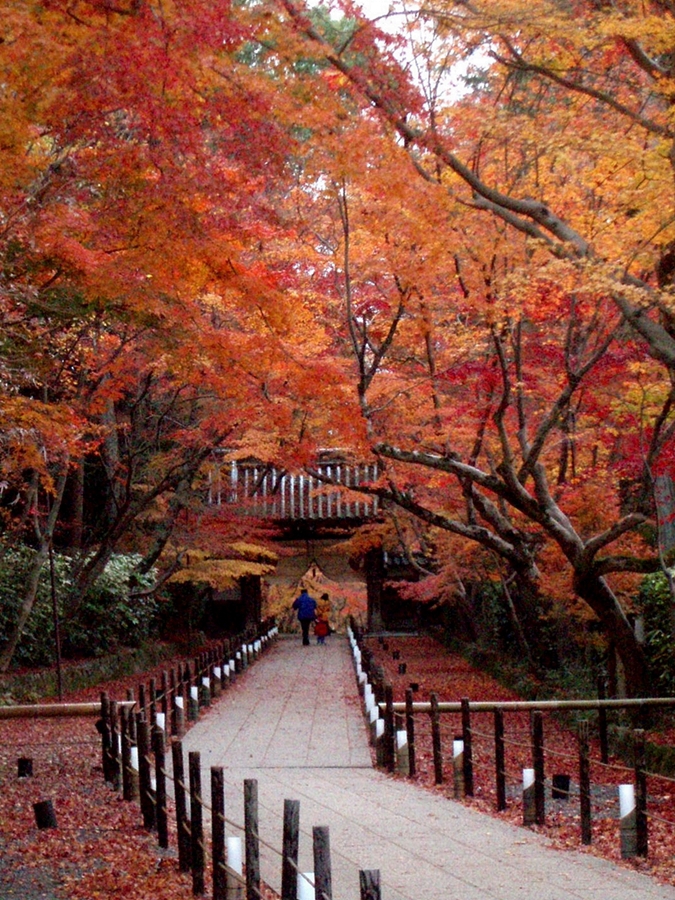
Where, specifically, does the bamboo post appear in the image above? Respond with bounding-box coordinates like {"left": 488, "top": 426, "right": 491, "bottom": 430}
{"left": 212, "top": 767, "right": 227, "bottom": 900}
{"left": 634, "top": 729, "right": 648, "bottom": 857}
{"left": 172, "top": 741, "right": 191, "bottom": 873}
{"left": 359, "top": 870, "right": 381, "bottom": 900}
{"left": 189, "top": 751, "right": 205, "bottom": 895}
{"left": 282, "top": 799, "right": 300, "bottom": 900}
{"left": 620, "top": 783, "right": 637, "bottom": 858}
{"left": 532, "top": 710, "right": 545, "bottom": 826}
{"left": 523, "top": 768, "right": 536, "bottom": 826}
{"left": 226, "top": 836, "right": 244, "bottom": 900}
{"left": 430, "top": 693, "right": 443, "bottom": 785}
{"left": 452, "top": 737, "right": 464, "bottom": 799}
{"left": 313, "top": 826, "right": 332, "bottom": 900}
{"left": 244, "top": 779, "right": 260, "bottom": 900}
{"left": 405, "top": 688, "right": 416, "bottom": 777}
{"left": 494, "top": 708, "right": 506, "bottom": 812}
{"left": 578, "top": 720, "right": 592, "bottom": 845}
{"left": 395, "top": 729, "right": 409, "bottom": 776}
{"left": 461, "top": 697, "right": 474, "bottom": 797}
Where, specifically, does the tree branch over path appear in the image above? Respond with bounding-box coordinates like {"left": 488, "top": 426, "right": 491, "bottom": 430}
{"left": 277, "top": 0, "right": 675, "bottom": 372}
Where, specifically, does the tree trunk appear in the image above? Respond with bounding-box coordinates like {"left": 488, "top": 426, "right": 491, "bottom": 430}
{"left": 100, "top": 394, "right": 123, "bottom": 530}
{"left": 499, "top": 572, "right": 534, "bottom": 666}
{"left": 0, "top": 468, "right": 69, "bottom": 673}
{"left": 574, "top": 572, "right": 649, "bottom": 697}
{"left": 70, "top": 457, "right": 85, "bottom": 551}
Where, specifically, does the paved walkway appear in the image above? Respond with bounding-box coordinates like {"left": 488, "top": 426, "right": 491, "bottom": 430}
{"left": 179, "top": 636, "right": 675, "bottom": 900}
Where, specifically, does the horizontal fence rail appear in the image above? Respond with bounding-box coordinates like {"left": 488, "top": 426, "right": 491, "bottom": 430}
{"left": 387, "top": 697, "right": 675, "bottom": 714}
{"left": 0, "top": 701, "right": 134, "bottom": 719}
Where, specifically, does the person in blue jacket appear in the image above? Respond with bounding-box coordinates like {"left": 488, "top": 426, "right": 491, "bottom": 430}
{"left": 292, "top": 588, "right": 317, "bottom": 646}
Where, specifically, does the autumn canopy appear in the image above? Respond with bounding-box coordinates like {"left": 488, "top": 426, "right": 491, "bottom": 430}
{"left": 2, "top": 0, "right": 675, "bottom": 694}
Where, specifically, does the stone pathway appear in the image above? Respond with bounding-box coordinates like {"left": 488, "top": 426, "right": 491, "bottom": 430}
{"left": 179, "top": 636, "right": 675, "bottom": 900}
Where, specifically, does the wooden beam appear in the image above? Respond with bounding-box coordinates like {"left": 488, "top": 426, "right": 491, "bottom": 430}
{"left": 0, "top": 700, "right": 135, "bottom": 719}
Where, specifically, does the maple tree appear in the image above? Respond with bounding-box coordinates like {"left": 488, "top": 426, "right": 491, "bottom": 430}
{"left": 4, "top": 0, "right": 675, "bottom": 697}
{"left": 255, "top": 0, "right": 675, "bottom": 695}
{"left": 0, "top": 0, "right": 343, "bottom": 666}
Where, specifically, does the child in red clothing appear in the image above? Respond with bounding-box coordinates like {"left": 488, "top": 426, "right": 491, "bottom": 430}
{"left": 314, "top": 615, "right": 330, "bottom": 645}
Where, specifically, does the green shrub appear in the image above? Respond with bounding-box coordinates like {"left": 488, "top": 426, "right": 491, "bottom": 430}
{"left": 639, "top": 571, "right": 675, "bottom": 696}
{"left": 0, "top": 546, "right": 161, "bottom": 668}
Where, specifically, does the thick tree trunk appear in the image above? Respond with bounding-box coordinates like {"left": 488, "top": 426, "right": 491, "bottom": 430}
{"left": 100, "top": 395, "right": 123, "bottom": 530}
{"left": 0, "top": 544, "right": 50, "bottom": 673}
{"left": 70, "top": 457, "right": 85, "bottom": 551}
{"left": 0, "top": 468, "right": 69, "bottom": 673}
{"left": 574, "top": 572, "right": 649, "bottom": 697}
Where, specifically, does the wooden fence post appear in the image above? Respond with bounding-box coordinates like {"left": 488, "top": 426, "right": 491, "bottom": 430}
{"left": 110, "top": 700, "right": 121, "bottom": 792}
{"left": 313, "top": 826, "right": 332, "bottom": 900}
{"left": 170, "top": 669, "right": 178, "bottom": 736}
{"left": 405, "top": 689, "right": 416, "bottom": 777}
{"left": 137, "top": 683, "right": 146, "bottom": 720}
{"left": 634, "top": 729, "right": 648, "bottom": 857}
{"left": 126, "top": 688, "right": 136, "bottom": 742}
{"left": 359, "top": 870, "right": 381, "bottom": 900}
{"left": 172, "top": 740, "right": 191, "bottom": 873}
{"left": 244, "top": 779, "right": 260, "bottom": 900}
{"left": 212, "top": 767, "right": 226, "bottom": 900}
{"left": 597, "top": 674, "right": 609, "bottom": 764}
{"left": 430, "top": 693, "right": 443, "bottom": 785}
{"left": 494, "top": 707, "right": 506, "bottom": 812}
{"left": 189, "top": 751, "right": 205, "bottom": 895}
{"left": 34, "top": 799, "right": 58, "bottom": 829}
{"left": 282, "top": 799, "right": 300, "bottom": 900}
{"left": 149, "top": 677, "right": 157, "bottom": 726}
{"left": 153, "top": 725, "right": 168, "bottom": 849}
{"left": 121, "top": 706, "right": 132, "bottom": 801}
{"left": 578, "top": 720, "right": 592, "bottom": 845}
{"left": 161, "top": 671, "right": 169, "bottom": 726}
{"left": 384, "top": 684, "right": 395, "bottom": 773}
{"left": 99, "top": 691, "right": 112, "bottom": 784}
{"left": 461, "top": 698, "right": 474, "bottom": 797}
{"left": 137, "top": 717, "right": 155, "bottom": 830}
{"left": 194, "top": 659, "right": 202, "bottom": 709}
{"left": 201, "top": 670, "right": 211, "bottom": 708}
{"left": 532, "top": 710, "right": 545, "bottom": 826}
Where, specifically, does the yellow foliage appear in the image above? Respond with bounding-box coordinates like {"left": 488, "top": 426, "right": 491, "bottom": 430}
{"left": 168, "top": 558, "right": 276, "bottom": 590}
